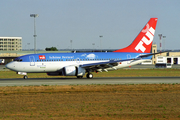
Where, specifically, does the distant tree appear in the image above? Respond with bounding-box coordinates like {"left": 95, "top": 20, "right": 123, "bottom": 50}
{"left": 45, "top": 48, "right": 50, "bottom": 51}
{"left": 45, "top": 47, "right": 58, "bottom": 51}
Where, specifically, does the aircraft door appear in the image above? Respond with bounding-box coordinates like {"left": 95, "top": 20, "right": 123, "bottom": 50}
{"left": 127, "top": 54, "right": 131, "bottom": 64}
{"left": 29, "top": 56, "right": 35, "bottom": 66}
{"left": 76, "top": 58, "right": 80, "bottom": 64}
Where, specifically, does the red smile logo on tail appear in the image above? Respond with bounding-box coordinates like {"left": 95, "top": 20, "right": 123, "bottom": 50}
{"left": 114, "top": 18, "right": 158, "bottom": 53}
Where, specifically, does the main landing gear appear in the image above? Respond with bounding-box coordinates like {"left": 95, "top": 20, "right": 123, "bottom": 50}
{"left": 77, "top": 76, "right": 83, "bottom": 78}
{"left": 86, "top": 73, "right": 93, "bottom": 79}
{"left": 76, "top": 73, "right": 93, "bottom": 79}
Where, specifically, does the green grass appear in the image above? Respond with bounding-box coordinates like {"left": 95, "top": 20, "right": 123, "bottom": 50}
{"left": 1, "top": 69, "right": 180, "bottom": 79}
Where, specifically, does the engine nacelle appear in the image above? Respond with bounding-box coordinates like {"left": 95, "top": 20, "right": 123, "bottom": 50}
{"left": 63, "top": 66, "right": 85, "bottom": 76}
{"left": 77, "top": 67, "right": 86, "bottom": 76}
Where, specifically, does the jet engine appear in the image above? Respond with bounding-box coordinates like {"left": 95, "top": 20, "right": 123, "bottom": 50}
{"left": 63, "top": 66, "right": 85, "bottom": 76}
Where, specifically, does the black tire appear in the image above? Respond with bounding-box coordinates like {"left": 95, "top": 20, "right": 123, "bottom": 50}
{"left": 23, "top": 75, "right": 28, "bottom": 79}
{"left": 77, "top": 76, "right": 83, "bottom": 79}
{"left": 86, "top": 74, "right": 89, "bottom": 78}
{"left": 86, "top": 73, "right": 93, "bottom": 79}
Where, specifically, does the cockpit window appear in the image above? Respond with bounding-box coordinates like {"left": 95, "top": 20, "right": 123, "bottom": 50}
{"left": 14, "top": 58, "right": 23, "bottom": 62}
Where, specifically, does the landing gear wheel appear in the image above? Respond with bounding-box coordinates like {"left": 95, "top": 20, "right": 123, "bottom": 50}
{"left": 86, "top": 73, "right": 93, "bottom": 79}
{"left": 77, "top": 76, "right": 83, "bottom": 79}
{"left": 23, "top": 75, "right": 28, "bottom": 79}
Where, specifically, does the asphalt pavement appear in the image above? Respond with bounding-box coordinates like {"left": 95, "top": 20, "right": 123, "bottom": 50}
{"left": 0, "top": 77, "right": 180, "bottom": 86}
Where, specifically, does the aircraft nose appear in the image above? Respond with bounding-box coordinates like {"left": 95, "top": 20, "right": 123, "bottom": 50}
{"left": 5, "top": 62, "right": 15, "bottom": 70}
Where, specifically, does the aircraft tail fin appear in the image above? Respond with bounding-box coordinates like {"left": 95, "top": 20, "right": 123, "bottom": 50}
{"left": 113, "top": 18, "right": 158, "bottom": 53}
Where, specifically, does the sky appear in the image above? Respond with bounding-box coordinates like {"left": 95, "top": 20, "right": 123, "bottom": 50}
{"left": 0, "top": 0, "right": 180, "bottom": 50}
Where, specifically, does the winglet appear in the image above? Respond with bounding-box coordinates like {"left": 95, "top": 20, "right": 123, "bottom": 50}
{"left": 113, "top": 18, "right": 158, "bottom": 53}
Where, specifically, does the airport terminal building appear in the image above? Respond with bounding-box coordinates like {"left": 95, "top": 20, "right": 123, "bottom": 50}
{"left": 152, "top": 44, "right": 180, "bottom": 66}
{"left": 0, "top": 37, "right": 22, "bottom": 51}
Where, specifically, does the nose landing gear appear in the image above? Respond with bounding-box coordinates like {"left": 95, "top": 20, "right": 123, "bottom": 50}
{"left": 23, "top": 75, "right": 28, "bottom": 79}
{"left": 17, "top": 72, "right": 28, "bottom": 79}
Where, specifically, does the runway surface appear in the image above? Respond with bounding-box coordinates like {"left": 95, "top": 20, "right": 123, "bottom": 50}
{"left": 0, "top": 77, "right": 180, "bottom": 86}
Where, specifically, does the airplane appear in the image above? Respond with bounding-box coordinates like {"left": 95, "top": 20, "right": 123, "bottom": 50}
{"left": 6, "top": 18, "right": 158, "bottom": 79}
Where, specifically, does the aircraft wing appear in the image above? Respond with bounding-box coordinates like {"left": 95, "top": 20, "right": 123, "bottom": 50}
{"left": 80, "top": 51, "right": 171, "bottom": 71}
{"left": 80, "top": 58, "right": 139, "bottom": 71}
{"left": 138, "top": 51, "right": 171, "bottom": 58}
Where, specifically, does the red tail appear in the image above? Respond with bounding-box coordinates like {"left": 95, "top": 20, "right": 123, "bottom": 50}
{"left": 113, "top": 18, "right": 158, "bottom": 53}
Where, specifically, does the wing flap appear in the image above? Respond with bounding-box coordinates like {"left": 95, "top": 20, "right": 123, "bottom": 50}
{"left": 80, "top": 59, "right": 138, "bottom": 70}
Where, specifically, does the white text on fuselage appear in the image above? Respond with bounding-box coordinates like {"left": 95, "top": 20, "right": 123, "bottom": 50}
{"left": 49, "top": 56, "right": 74, "bottom": 59}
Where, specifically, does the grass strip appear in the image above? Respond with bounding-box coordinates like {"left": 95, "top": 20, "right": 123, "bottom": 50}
{"left": 1, "top": 69, "right": 180, "bottom": 78}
